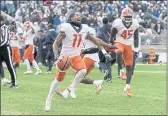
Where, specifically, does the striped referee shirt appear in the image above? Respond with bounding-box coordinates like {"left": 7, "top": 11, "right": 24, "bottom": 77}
{"left": 0, "top": 24, "right": 10, "bottom": 46}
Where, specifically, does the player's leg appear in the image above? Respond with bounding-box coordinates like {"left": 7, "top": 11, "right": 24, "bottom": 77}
{"left": 46, "top": 50, "right": 54, "bottom": 73}
{"left": 13, "top": 47, "right": 21, "bottom": 69}
{"left": 29, "top": 45, "right": 42, "bottom": 75}
{"left": 23, "top": 45, "right": 32, "bottom": 74}
{"left": 61, "top": 56, "right": 86, "bottom": 99}
{"left": 11, "top": 47, "right": 15, "bottom": 63}
{"left": 123, "top": 46, "right": 133, "bottom": 97}
{"left": 45, "top": 70, "right": 66, "bottom": 111}
{"left": 115, "top": 43, "right": 126, "bottom": 80}
{"left": 132, "top": 51, "right": 138, "bottom": 76}
{"left": 81, "top": 57, "right": 103, "bottom": 94}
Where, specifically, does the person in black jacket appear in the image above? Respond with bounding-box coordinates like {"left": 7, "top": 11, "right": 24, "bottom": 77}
{"left": 43, "top": 24, "right": 57, "bottom": 73}
{"left": 97, "top": 17, "right": 116, "bottom": 83}
{"left": 36, "top": 30, "right": 48, "bottom": 67}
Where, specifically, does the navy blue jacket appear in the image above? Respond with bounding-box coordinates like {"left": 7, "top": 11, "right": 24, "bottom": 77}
{"left": 43, "top": 29, "right": 57, "bottom": 50}
{"left": 97, "top": 24, "right": 111, "bottom": 43}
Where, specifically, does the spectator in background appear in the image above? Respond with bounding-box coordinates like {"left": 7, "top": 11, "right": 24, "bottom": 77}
{"left": 154, "top": 21, "right": 164, "bottom": 35}
{"left": 6, "top": 1, "right": 16, "bottom": 17}
{"left": 153, "top": 6, "right": 160, "bottom": 18}
{"left": 36, "top": 30, "right": 47, "bottom": 66}
{"left": 147, "top": 4, "right": 153, "bottom": 15}
{"left": 59, "top": 14, "right": 66, "bottom": 23}
{"left": 43, "top": 24, "right": 57, "bottom": 73}
{"left": 53, "top": 13, "right": 61, "bottom": 32}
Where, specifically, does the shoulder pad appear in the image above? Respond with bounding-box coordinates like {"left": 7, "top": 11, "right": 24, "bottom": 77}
{"left": 132, "top": 19, "right": 139, "bottom": 29}
{"left": 112, "top": 18, "right": 122, "bottom": 28}
{"left": 59, "top": 23, "right": 70, "bottom": 32}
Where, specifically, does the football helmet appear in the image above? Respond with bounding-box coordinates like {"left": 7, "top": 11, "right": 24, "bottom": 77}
{"left": 121, "top": 7, "right": 134, "bottom": 23}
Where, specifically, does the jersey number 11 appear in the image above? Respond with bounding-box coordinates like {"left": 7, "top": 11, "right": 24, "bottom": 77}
{"left": 72, "top": 34, "right": 82, "bottom": 47}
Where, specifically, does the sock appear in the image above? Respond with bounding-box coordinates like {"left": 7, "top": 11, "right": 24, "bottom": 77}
{"left": 93, "top": 80, "right": 98, "bottom": 85}
{"left": 126, "top": 84, "right": 130, "bottom": 88}
{"left": 32, "top": 60, "right": 40, "bottom": 71}
{"left": 24, "top": 59, "right": 31, "bottom": 71}
{"left": 93, "top": 80, "right": 103, "bottom": 85}
{"left": 48, "top": 79, "right": 60, "bottom": 97}
{"left": 120, "top": 69, "right": 124, "bottom": 73}
{"left": 69, "top": 69, "right": 86, "bottom": 89}
{"left": 126, "top": 66, "right": 132, "bottom": 84}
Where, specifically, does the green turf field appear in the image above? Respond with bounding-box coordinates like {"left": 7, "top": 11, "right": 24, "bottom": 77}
{"left": 1, "top": 64, "right": 166, "bottom": 115}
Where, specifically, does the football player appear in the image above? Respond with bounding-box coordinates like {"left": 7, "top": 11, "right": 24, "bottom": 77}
{"left": 22, "top": 21, "right": 42, "bottom": 75}
{"left": 10, "top": 21, "right": 21, "bottom": 69}
{"left": 56, "top": 16, "right": 114, "bottom": 97}
{"left": 45, "top": 12, "right": 115, "bottom": 111}
{"left": 110, "top": 7, "right": 139, "bottom": 97}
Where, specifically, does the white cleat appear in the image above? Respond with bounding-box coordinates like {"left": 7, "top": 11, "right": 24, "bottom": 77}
{"left": 69, "top": 88, "right": 77, "bottom": 99}
{"left": 60, "top": 89, "right": 70, "bottom": 99}
{"left": 95, "top": 80, "right": 104, "bottom": 94}
{"left": 23, "top": 70, "right": 32, "bottom": 75}
{"left": 35, "top": 69, "right": 42, "bottom": 75}
{"left": 45, "top": 96, "right": 52, "bottom": 112}
{"left": 1, "top": 78, "right": 11, "bottom": 86}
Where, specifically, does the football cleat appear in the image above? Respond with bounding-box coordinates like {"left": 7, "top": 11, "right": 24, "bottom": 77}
{"left": 69, "top": 88, "right": 77, "bottom": 99}
{"left": 35, "top": 69, "right": 42, "bottom": 75}
{"left": 124, "top": 87, "right": 131, "bottom": 97}
{"left": 95, "top": 80, "right": 104, "bottom": 94}
{"left": 9, "top": 84, "right": 18, "bottom": 89}
{"left": 23, "top": 70, "right": 32, "bottom": 75}
{"left": 45, "top": 95, "right": 52, "bottom": 112}
{"left": 60, "top": 89, "right": 70, "bottom": 99}
{"left": 120, "top": 70, "right": 127, "bottom": 80}
{"left": 1, "top": 78, "right": 11, "bottom": 86}
{"left": 106, "top": 78, "right": 112, "bottom": 83}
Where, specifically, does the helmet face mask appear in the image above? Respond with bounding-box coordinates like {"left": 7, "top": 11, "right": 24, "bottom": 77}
{"left": 123, "top": 16, "right": 133, "bottom": 23}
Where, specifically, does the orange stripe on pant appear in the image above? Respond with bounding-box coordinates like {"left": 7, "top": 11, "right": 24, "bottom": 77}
{"left": 56, "top": 56, "right": 86, "bottom": 82}
{"left": 115, "top": 42, "right": 133, "bottom": 66}
{"left": 12, "top": 47, "right": 21, "bottom": 64}
{"left": 23, "top": 45, "right": 34, "bottom": 62}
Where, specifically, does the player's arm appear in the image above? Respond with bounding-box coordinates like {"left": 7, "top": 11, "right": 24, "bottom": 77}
{"left": 53, "top": 32, "right": 66, "bottom": 57}
{"left": 109, "top": 27, "right": 118, "bottom": 45}
{"left": 87, "top": 34, "right": 111, "bottom": 48}
{"left": 134, "top": 28, "right": 139, "bottom": 49}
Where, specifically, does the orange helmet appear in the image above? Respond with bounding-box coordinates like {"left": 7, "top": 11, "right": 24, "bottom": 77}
{"left": 121, "top": 7, "right": 134, "bottom": 23}
{"left": 56, "top": 55, "right": 71, "bottom": 72}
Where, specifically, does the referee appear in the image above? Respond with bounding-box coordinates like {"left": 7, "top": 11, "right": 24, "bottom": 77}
{"left": 0, "top": 15, "right": 18, "bottom": 88}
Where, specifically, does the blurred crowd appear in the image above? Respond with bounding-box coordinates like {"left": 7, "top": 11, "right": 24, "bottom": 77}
{"left": 0, "top": 0, "right": 167, "bottom": 72}
{"left": 1, "top": 0, "right": 167, "bottom": 32}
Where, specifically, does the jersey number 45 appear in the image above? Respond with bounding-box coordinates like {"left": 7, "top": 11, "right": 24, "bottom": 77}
{"left": 121, "top": 30, "right": 133, "bottom": 40}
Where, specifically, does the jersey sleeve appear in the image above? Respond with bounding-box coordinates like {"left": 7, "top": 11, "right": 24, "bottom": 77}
{"left": 58, "top": 23, "right": 67, "bottom": 33}
{"left": 89, "top": 27, "right": 96, "bottom": 36}
{"left": 133, "top": 19, "right": 140, "bottom": 30}
{"left": 111, "top": 18, "right": 121, "bottom": 30}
